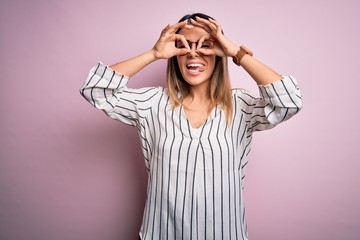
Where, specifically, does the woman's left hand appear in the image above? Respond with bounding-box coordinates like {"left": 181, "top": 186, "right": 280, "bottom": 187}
{"left": 190, "top": 17, "right": 239, "bottom": 57}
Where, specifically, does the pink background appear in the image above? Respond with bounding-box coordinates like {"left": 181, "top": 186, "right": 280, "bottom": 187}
{"left": 1, "top": 0, "right": 359, "bottom": 239}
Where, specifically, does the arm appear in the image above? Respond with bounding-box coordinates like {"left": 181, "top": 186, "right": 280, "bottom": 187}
{"left": 109, "top": 21, "right": 191, "bottom": 77}
{"left": 193, "top": 17, "right": 302, "bottom": 129}
{"left": 238, "top": 54, "right": 282, "bottom": 86}
{"left": 109, "top": 49, "right": 157, "bottom": 78}
{"left": 192, "top": 17, "right": 282, "bottom": 85}
{"left": 80, "top": 21, "right": 192, "bottom": 125}
{"left": 236, "top": 75, "right": 303, "bottom": 132}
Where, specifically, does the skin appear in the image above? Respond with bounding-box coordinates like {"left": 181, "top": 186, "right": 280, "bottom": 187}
{"left": 109, "top": 17, "right": 282, "bottom": 128}
{"left": 176, "top": 26, "right": 216, "bottom": 93}
{"left": 175, "top": 25, "right": 216, "bottom": 128}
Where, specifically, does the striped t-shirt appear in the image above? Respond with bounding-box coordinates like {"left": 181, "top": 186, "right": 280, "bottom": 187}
{"left": 80, "top": 62, "right": 303, "bottom": 240}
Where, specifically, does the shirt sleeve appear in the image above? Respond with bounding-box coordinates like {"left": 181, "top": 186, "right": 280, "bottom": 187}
{"left": 80, "top": 62, "right": 161, "bottom": 127}
{"left": 235, "top": 75, "right": 303, "bottom": 132}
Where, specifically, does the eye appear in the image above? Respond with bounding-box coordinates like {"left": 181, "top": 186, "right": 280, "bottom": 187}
{"left": 200, "top": 40, "right": 214, "bottom": 49}
{"left": 175, "top": 41, "right": 186, "bottom": 49}
{"left": 175, "top": 41, "right": 184, "bottom": 48}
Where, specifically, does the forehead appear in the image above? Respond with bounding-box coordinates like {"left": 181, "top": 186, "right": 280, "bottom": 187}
{"left": 178, "top": 26, "right": 208, "bottom": 41}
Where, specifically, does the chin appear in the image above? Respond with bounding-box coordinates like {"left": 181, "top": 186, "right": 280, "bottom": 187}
{"left": 184, "top": 76, "right": 210, "bottom": 87}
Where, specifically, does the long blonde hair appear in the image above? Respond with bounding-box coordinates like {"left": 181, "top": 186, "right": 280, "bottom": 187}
{"left": 166, "top": 13, "right": 233, "bottom": 122}
{"left": 166, "top": 54, "right": 233, "bottom": 123}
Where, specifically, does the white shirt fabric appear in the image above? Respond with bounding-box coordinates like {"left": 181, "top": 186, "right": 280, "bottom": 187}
{"left": 80, "top": 62, "right": 303, "bottom": 240}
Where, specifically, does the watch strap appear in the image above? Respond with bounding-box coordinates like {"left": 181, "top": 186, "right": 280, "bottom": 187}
{"left": 232, "top": 45, "right": 253, "bottom": 66}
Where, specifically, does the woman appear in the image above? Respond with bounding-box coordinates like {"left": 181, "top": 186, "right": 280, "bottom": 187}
{"left": 80, "top": 13, "right": 303, "bottom": 240}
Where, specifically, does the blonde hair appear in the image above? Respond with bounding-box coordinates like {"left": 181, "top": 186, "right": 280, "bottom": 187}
{"left": 166, "top": 55, "right": 233, "bottom": 123}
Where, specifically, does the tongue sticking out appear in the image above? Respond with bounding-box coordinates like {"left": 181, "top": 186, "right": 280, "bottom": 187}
{"left": 187, "top": 64, "right": 205, "bottom": 74}
{"left": 190, "top": 66, "right": 205, "bottom": 71}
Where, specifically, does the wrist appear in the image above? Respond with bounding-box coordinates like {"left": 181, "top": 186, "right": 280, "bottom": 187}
{"left": 149, "top": 48, "right": 161, "bottom": 61}
{"left": 232, "top": 45, "right": 253, "bottom": 66}
{"left": 231, "top": 46, "right": 240, "bottom": 57}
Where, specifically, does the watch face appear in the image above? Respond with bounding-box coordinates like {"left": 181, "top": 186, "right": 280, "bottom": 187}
{"left": 241, "top": 46, "right": 253, "bottom": 56}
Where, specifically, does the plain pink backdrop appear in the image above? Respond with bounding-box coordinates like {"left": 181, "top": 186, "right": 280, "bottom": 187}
{"left": 1, "top": 0, "right": 359, "bottom": 239}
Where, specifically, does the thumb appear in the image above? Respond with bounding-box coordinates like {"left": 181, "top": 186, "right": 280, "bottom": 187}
{"left": 177, "top": 48, "right": 190, "bottom": 56}
{"left": 197, "top": 48, "right": 214, "bottom": 56}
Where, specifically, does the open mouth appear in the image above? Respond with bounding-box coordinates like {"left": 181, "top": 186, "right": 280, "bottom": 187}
{"left": 186, "top": 63, "right": 205, "bottom": 74}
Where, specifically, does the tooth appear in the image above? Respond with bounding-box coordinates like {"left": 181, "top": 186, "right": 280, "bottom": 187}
{"left": 187, "top": 63, "right": 202, "bottom": 67}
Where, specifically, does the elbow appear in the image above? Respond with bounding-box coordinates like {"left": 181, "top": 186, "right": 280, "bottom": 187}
{"left": 295, "top": 95, "right": 304, "bottom": 113}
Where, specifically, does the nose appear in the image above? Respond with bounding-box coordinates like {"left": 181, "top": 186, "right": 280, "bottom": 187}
{"left": 188, "top": 42, "right": 198, "bottom": 58}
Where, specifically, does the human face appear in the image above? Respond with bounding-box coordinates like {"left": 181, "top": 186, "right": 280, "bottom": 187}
{"left": 176, "top": 26, "right": 216, "bottom": 90}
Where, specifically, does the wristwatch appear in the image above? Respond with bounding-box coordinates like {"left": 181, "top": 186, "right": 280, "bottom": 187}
{"left": 232, "top": 45, "right": 253, "bottom": 66}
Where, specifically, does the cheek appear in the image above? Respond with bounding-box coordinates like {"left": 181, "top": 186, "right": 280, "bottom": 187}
{"left": 207, "top": 58, "right": 216, "bottom": 74}
{"left": 176, "top": 57, "right": 187, "bottom": 72}
{"left": 176, "top": 56, "right": 183, "bottom": 67}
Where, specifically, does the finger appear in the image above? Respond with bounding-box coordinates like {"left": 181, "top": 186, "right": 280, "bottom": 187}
{"left": 190, "top": 18, "right": 212, "bottom": 33}
{"left": 208, "top": 18, "right": 221, "bottom": 27}
{"left": 197, "top": 48, "right": 215, "bottom": 56}
{"left": 174, "top": 34, "right": 190, "bottom": 50}
{"left": 208, "top": 18, "right": 223, "bottom": 33}
{"left": 161, "top": 24, "right": 171, "bottom": 32}
{"left": 176, "top": 48, "right": 191, "bottom": 56}
{"left": 189, "top": 18, "right": 206, "bottom": 27}
{"left": 167, "top": 20, "right": 188, "bottom": 34}
{"left": 197, "top": 35, "right": 206, "bottom": 50}
{"left": 195, "top": 17, "right": 221, "bottom": 34}
{"left": 196, "top": 34, "right": 211, "bottom": 50}
{"left": 195, "top": 17, "right": 216, "bottom": 29}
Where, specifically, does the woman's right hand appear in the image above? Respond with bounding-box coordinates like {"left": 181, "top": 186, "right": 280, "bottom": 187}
{"left": 109, "top": 21, "right": 191, "bottom": 77}
{"left": 152, "top": 21, "right": 191, "bottom": 59}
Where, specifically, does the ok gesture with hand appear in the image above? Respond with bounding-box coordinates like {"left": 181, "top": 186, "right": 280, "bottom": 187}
{"left": 152, "top": 21, "right": 192, "bottom": 59}
{"left": 189, "top": 17, "right": 239, "bottom": 58}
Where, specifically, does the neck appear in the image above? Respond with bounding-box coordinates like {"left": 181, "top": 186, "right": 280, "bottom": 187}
{"left": 190, "top": 82, "right": 210, "bottom": 102}
{"left": 183, "top": 83, "right": 212, "bottom": 111}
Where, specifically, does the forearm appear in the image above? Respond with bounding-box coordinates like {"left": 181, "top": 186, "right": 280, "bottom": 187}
{"left": 239, "top": 54, "right": 282, "bottom": 86}
{"left": 110, "top": 49, "right": 159, "bottom": 77}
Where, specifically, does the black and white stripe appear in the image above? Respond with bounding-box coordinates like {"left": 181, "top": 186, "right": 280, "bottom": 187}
{"left": 80, "top": 62, "right": 303, "bottom": 240}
